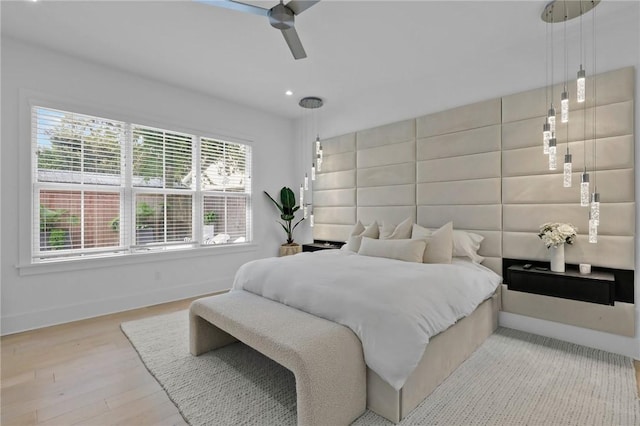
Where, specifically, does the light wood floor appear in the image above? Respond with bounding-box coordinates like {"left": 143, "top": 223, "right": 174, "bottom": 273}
{"left": 2, "top": 298, "right": 640, "bottom": 426}
{"left": 0, "top": 297, "right": 208, "bottom": 426}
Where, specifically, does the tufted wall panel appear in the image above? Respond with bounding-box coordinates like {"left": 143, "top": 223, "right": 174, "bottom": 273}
{"left": 415, "top": 99, "right": 503, "bottom": 273}
{"left": 355, "top": 120, "right": 417, "bottom": 227}
{"left": 312, "top": 133, "right": 357, "bottom": 242}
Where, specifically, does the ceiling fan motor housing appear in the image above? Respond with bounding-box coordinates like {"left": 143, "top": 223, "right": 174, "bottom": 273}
{"left": 268, "top": 3, "right": 295, "bottom": 30}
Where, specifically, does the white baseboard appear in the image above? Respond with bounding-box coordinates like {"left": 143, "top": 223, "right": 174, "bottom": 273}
{"left": 1, "top": 277, "right": 233, "bottom": 336}
{"left": 499, "top": 311, "right": 640, "bottom": 359}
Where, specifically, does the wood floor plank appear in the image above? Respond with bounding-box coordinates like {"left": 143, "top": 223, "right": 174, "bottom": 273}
{"left": 37, "top": 399, "right": 110, "bottom": 426}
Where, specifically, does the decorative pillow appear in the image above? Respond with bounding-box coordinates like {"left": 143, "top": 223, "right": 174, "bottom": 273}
{"left": 341, "top": 220, "right": 380, "bottom": 252}
{"left": 380, "top": 217, "right": 413, "bottom": 240}
{"left": 411, "top": 222, "right": 453, "bottom": 264}
{"left": 358, "top": 237, "right": 426, "bottom": 263}
{"left": 453, "top": 230, "right": 485, "bottom": 263}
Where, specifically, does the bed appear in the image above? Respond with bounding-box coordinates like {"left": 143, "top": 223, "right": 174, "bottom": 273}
{"left": 228, "top": 248, "right": 502, "bottom": 423}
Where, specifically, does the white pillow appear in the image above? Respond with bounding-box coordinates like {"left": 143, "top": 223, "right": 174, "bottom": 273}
{"left": 380, "top": 217, "right": 413, "bottom": 240}
{"left": 411, "top": 222, "right": 453, "bottom": 264}
{"left": 358, "top": 237, "right": 426, "bottom": 263}
{"left": 342, "top": 220, "right": 380, "bottom": 252}
{"left": 453, "top": 230, "right": 485, "bottom": 263}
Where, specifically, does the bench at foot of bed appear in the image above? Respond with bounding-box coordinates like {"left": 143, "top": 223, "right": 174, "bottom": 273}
{"left": 189, "top": 290, "right": 366, "bottom": 426}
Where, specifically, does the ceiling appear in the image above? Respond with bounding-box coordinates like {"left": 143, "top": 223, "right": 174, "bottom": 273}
{"left": 1, "top": 1, "right": 636, "bottom": 120}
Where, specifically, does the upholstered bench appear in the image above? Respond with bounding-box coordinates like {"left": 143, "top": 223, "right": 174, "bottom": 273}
{"left": 189, "top": 291, "right": 366, "bottom": 426}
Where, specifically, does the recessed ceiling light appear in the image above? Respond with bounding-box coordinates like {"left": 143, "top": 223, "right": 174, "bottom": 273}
{"left": 285, "top": 90, "right": 293, "bottom": 96}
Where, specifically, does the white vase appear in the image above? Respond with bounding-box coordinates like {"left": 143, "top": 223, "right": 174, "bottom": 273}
{"left": 549, "top": 244, "right": 565, "bottom": 272}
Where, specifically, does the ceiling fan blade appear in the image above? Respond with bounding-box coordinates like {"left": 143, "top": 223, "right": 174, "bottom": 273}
{"left": 286, "top": 0, "right": 320, "bottom": 15}
{"left": 194, "top": 0, "right": 269, "bottom": 17}
{"left": 281, "top": 27, "right": 307, "bottom": 59}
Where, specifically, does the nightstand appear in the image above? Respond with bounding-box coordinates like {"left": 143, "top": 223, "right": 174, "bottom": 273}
{"left": 302, "top": 241, "right": 344, "bottom": 252}
{"left": 506, "top": 265, "right": 615, "bottom": 306}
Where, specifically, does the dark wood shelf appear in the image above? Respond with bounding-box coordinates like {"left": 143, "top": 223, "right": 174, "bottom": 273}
{"left": 507, "top": 264, "right": 615, "bottom": 306}
{"left": 302, "top": 240, "right": 344, "bottom": 252}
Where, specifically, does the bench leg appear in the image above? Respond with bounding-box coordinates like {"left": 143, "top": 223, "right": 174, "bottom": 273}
{"left": 189, "top": 311, "right": 238, "bottom": 356}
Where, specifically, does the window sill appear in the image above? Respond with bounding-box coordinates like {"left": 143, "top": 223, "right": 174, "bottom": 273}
{"left": 16, "top": 243, "right": 259, "bottom": 276}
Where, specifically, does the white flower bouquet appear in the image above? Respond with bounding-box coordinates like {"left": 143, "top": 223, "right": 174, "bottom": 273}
{"left": 538, "top": 222, "right": 578, "bottom": 248}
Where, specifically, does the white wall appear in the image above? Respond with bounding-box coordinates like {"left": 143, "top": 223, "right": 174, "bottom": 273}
{"left": 300, "top": 4, "right": 640, "bottom": 358}
{"left": 1, "top": 38, "right": 296, "bottom": 335}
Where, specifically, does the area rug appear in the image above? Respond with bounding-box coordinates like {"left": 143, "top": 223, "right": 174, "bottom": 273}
{"left": 121, "top": 310, "right": 640, "bottom": 425}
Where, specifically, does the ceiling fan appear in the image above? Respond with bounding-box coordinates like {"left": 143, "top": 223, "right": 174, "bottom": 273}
{"left": 196, "top": 0, "right": 320, "bottom": 60}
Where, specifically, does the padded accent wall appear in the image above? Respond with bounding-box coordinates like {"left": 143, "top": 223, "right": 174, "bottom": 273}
{"left": 415, "top": 99, "right": 503, "bottom": 274}
{"left": 356, "top": 119, "right": 416, "bottom": 227}
{"left": 312, "top": 133, "right": 357, "bottom": 242}
{"left": 312, "top": 66, "right": 634, "bottom": 277}
{"left": 502, "top": 67, "right": 635, "bottom": 270}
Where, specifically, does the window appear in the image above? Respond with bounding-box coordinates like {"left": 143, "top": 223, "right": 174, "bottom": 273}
{"left": 32, "top": 106, "right": 252, "bottom": 262}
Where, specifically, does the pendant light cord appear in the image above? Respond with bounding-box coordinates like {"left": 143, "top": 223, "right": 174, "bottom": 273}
{"left": 564, "top": 2, "right": 569, "bottom": 156}
{"left": 592, "top": 1, "right": 597, "bottom": 191}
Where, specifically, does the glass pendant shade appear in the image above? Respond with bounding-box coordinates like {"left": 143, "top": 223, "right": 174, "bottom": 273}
{"left": 299, "top": 185, "right": 304, "bottom": 206}
{"left": 543, "top": 122, "right": 551, "bottom": 154}
{"left": 580, "top": 172, "right": 590, "bottom": 206}
{"left": 561, "top": 90, "right": 569, "bottom": 123}
{"left": 309, "top": 213, "right": 314, "bottom": 227}
{"left": 316, "top": 154, "right": 322, "bottom": 172}
{"left": 548, "top": 106, "right": 556, "bottom": 134}
{"left": 577, "top": 66, "right": 586, "bottom": 103}
{"left": 304, "top": 173, "right": 309, "bottom": 190}
{"left": 303, "top": 205, "right": 308, "bottom": 219}
{"left": 311, "top": 164, "right": 316, "bottom": 181}
{"left": 589, "top": 214, "right": 598, "bottom": 243}
{"left": 315, "top": 138, "right": 321, "bottom": 154}
{"left": 548, "top": 138, "right": 557, "bottom": 170}
{"left": 590, "top": 192, "right": 600, "bottom": 226}
{"left": 563, "top": 154, "right": 572, "bottom": 187}
{"left": 319, "top": 145, "right": 323, "bottom": 160}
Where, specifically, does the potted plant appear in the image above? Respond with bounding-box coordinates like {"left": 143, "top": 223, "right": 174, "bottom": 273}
{"left": 203, "top": 210, "right": 216, "bottom": 241}
{"left": 40, "top": 206, "right": 79, "bottom": 250}
{"left": 264, "top": 187, "right": 304, "bottom": 256}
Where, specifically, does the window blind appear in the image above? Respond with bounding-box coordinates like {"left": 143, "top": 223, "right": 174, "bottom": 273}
{"left": 32, "top": 106, "right": 252, "bottom": 262}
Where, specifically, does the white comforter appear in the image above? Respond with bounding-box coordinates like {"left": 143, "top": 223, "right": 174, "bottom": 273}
{"left": 232, "top": 250, "right": 501, "bottom": 390}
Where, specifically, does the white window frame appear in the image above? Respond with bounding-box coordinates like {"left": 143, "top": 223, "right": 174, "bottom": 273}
{"left": 21, "top": 95, "right": 255, "bottom": 273}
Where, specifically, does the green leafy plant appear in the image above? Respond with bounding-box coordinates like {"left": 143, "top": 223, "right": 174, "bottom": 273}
{"left": 40, "top": 206, "right": 79, "bottom": 232}
{"left": 264, "top": 187, "right": 304, "bottom": 245}
{"left": 136, "top": 202, "right": 156, "bottom": 229}
{"left": 204, "top": 211, "right": 217, "bottom": 225}
{"left": 48, "top": 229, "right": 68, "bottom": 248}
{"left": 39, "top": 206, "right": 78, "bottom": 250}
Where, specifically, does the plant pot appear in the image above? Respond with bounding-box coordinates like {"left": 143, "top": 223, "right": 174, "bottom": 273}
{"left": 279, "top": 244, "right": 302, "bottom": 257}
{"left": 203, "top": 225, "right": 215, "bottom": 242}
{"left": 136, "top": 228, "right": 156, "bottom": 245}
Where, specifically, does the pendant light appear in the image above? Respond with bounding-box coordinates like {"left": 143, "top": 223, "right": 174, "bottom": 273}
{"left": 563, "top": 153, "right": 572, "bottom": 187}
{"left": 299, "top": 96, "right": 324, "bottom": 225}
{"left": 543, "top": 19, "right": 551, "bottom": 154}
{"left": 548, "top": 137, "right": 557, "bottom": 170}
{"left": 547, "top": 9, "right": 556, "bottom": 137}
{"left": 589, "top": 4, "right": 599, "bottom": 243}
{"left": 560, "top": 3, "right": 569, "bottom": 124}
{"left": 577, "top": 1, "right": 586, "bottom": 103}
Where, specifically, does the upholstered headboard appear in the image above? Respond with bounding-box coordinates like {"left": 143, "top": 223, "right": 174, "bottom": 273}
{"left": 313, "top": 66, "right": 634, "bottom": 277}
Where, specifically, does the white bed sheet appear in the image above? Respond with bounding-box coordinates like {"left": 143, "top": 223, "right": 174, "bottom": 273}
{"left": 232, "top": 250, "right": 501, "bottom": 390}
